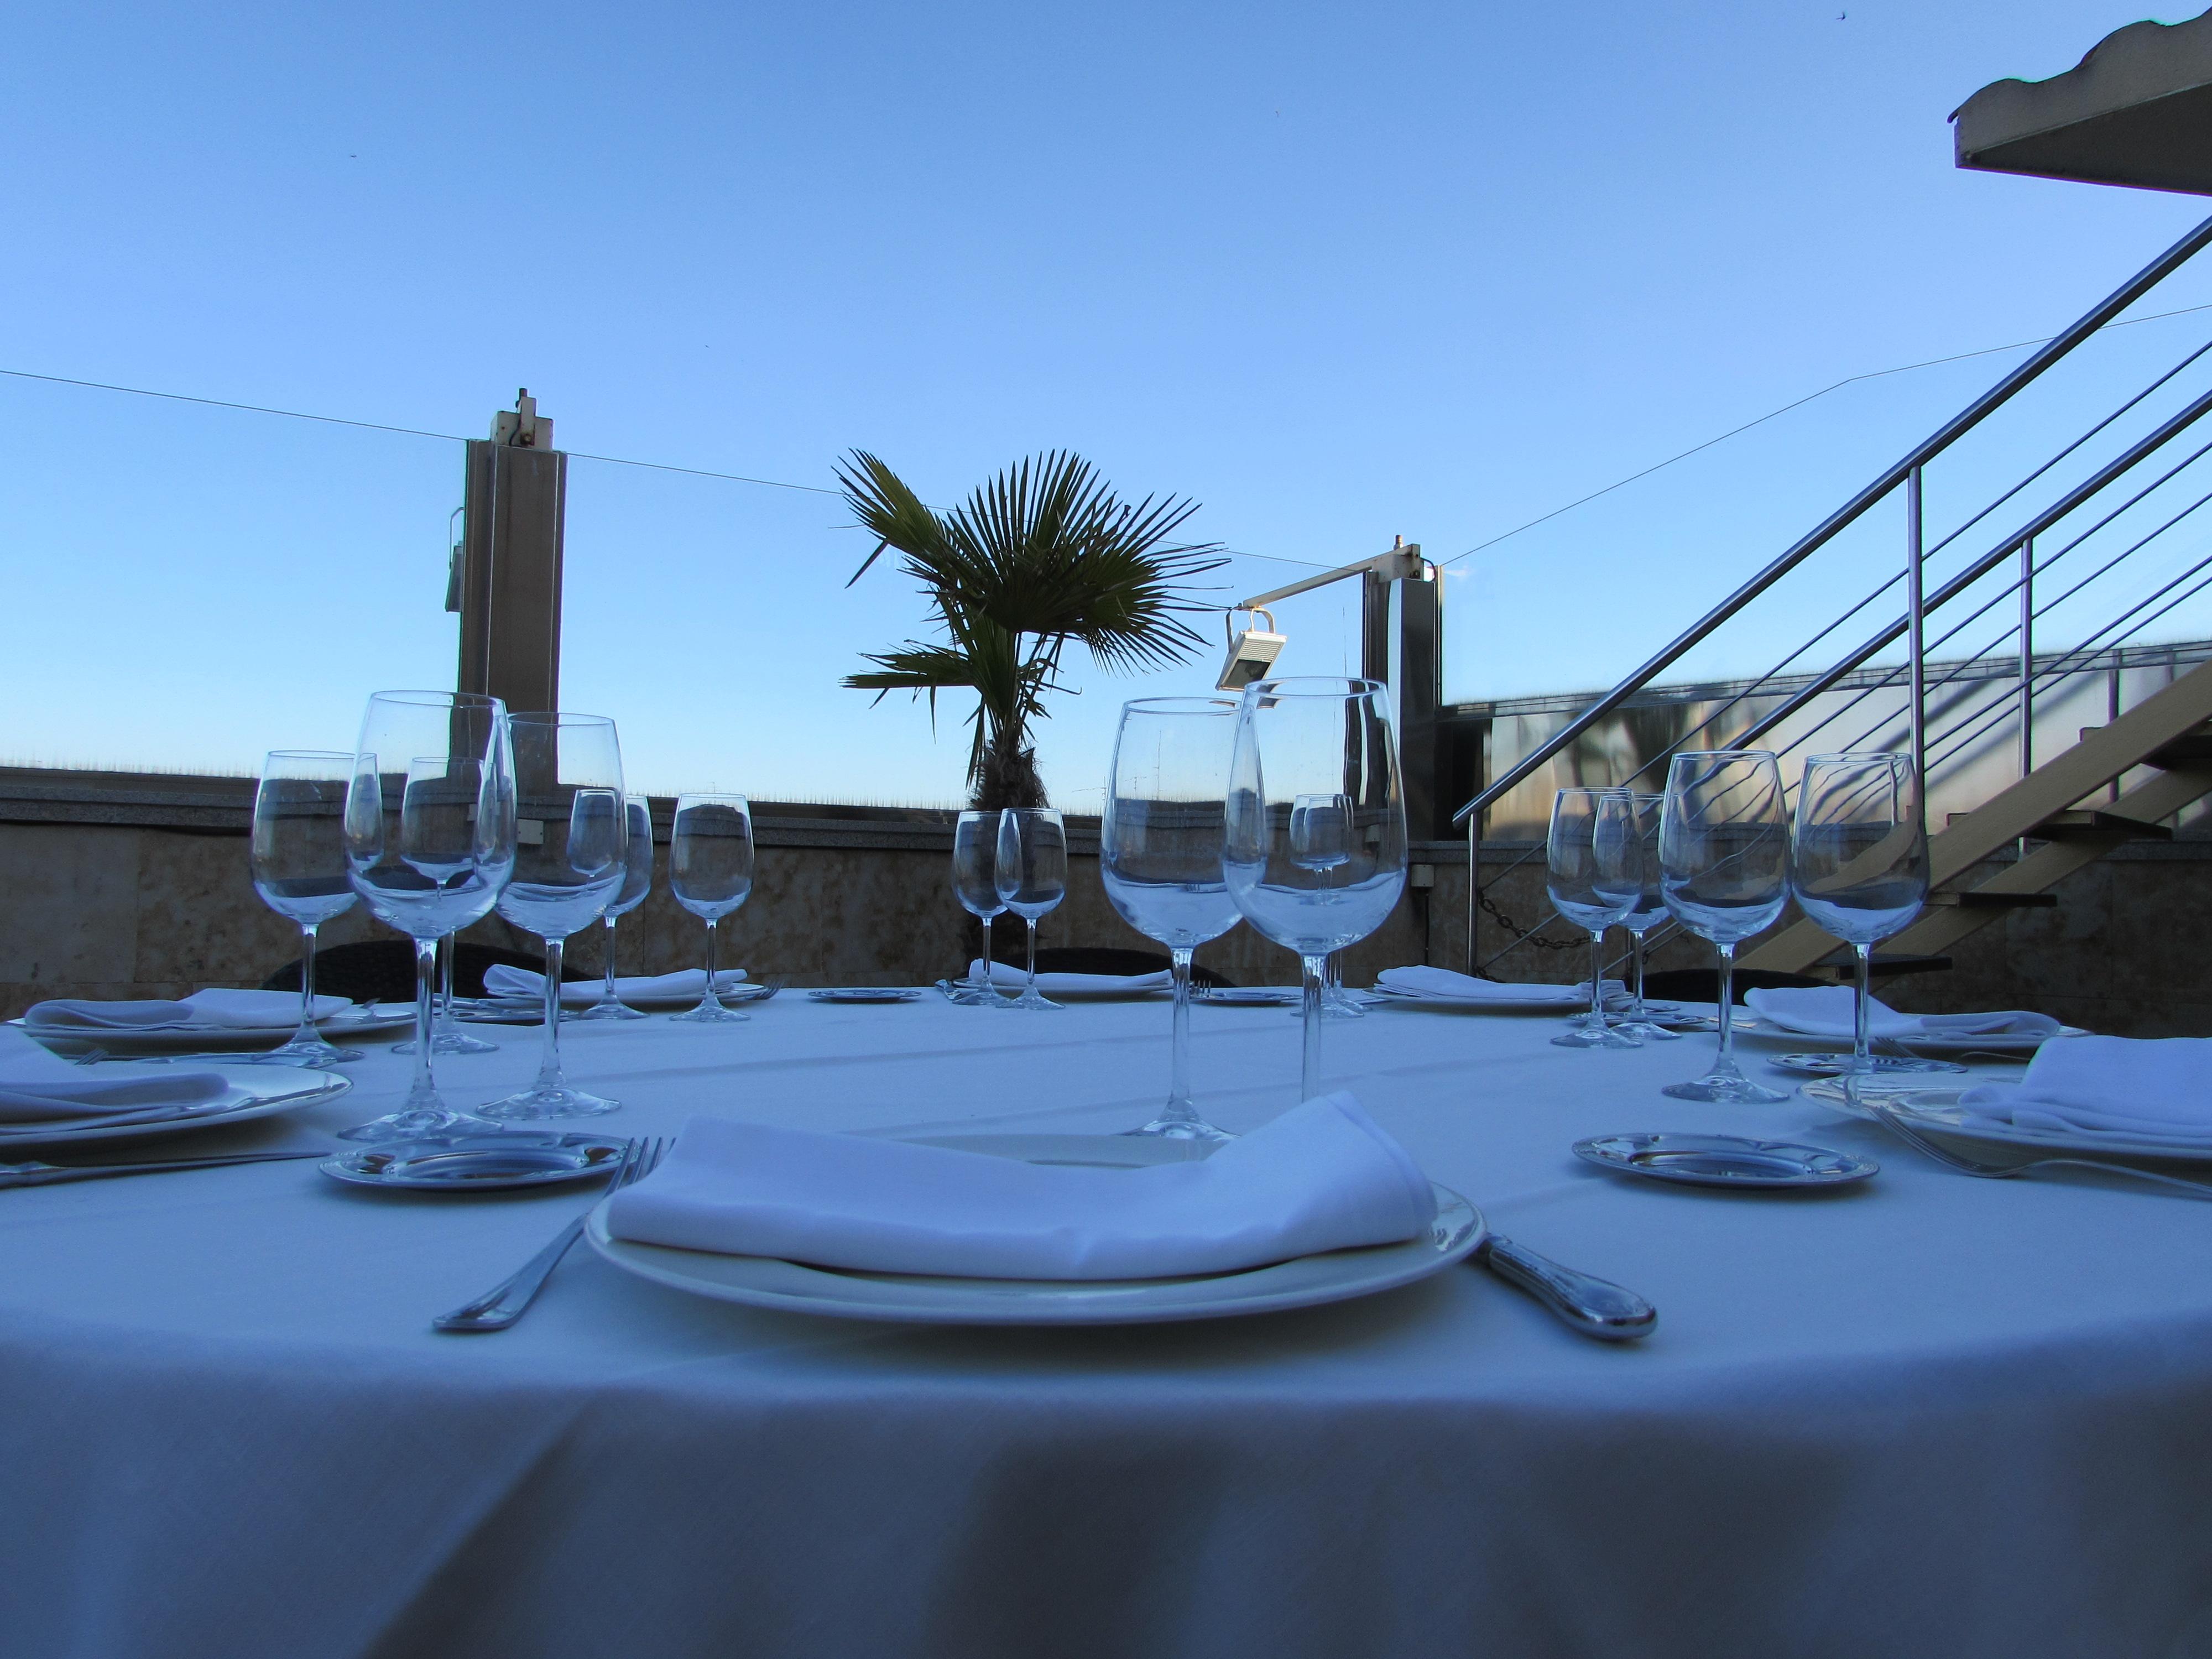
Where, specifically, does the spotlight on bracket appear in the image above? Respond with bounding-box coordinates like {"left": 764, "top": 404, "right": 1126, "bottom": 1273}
{"left": 1215, "top": 606, "right": 1287, "bottom": 692}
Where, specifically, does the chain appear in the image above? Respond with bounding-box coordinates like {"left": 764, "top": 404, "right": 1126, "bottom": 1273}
{"left": 1474, "top": 884, "right": 1584, "bottom": 954}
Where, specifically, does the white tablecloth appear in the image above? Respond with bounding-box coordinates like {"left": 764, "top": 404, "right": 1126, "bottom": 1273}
{"left": 4, "top": 997, "right": 2211, "bottom": 1658}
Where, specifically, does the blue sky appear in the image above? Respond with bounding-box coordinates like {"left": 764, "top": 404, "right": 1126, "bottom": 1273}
{"left": 4, "top": 1, "right": 2209, "bottom": 808}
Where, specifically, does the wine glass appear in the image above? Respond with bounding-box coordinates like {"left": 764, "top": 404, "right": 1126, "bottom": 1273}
{"left": 249, "top": 750, "right": 361, "bottom": 1068}
{"left": 1224, "top": 677, "right": 1408, "bottom": 1103}
{"left": 1610, "top": 791, "right": 1682, "bottom": 1042}
{"left": 1792, "top": 752, "right": 1936, "bottom": 1082}
{"left": 340, "top": 691, "right": 516, "bottom": 1141}
{"left": 577, "top": 794, "right": 655, "bottom": 1022}
{"left": 994, "top": 809, "right": 1067, "bottom": 1010}
{"left": 669, "top": 793, "right": 754, "bottom": 1022}
{"left": 1548, "top": 788, "right": 1643, "bottom": 1051}
{"left": 481, "top": 713, "right": 628, "bottom": 1120}
{"left": 1100, "top": 697, "right": 1243, "bottom": 1140}
{"left": 950, "top": 810, "right": 1010, "bottom": 1006}
{"left": 1658, "top": 749, "right": 1791, "bottom": 1104}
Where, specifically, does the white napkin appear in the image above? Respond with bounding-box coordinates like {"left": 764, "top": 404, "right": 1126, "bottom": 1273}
{"left": 1744, "top": 987, "right": 2059, "bottom": 1041}
{"left": 606, "top": 1091, "right": 1438, "bottom": 1280}
{"left": 970, "top": 960, "right": 1172, "bottom": 995}
{"left": 1375, "top": 967, "right": 1610, "bottom": 1005}
{"left": 0, "top": 1027, "right": 228, "bottom": 1123}
{"left": 1959, "top": 1036, "right": 2212, "bottom": 1147}
{"left": 23, "top": 989, "right": 350, "bottom": 1031}
{"left": 483, "top": 966, "right": 749, "bottom": 1006}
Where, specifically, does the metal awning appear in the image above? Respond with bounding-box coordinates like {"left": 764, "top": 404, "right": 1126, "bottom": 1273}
{"left": 1953, "top": 8, "right": 2212, "bottom": 196}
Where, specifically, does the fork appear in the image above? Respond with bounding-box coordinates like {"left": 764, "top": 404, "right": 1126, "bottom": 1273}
{"left": 1859, "top": 1095, "right": 2212, "bottom": 1198}
{"left": 432, "top": 1136, "right": 669, "bottom": 1332}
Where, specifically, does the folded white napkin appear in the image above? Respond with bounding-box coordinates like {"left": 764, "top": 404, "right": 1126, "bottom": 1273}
{"left": 1744, "top": 987, "right": 2059, "bottom": 1041}
{"left": 1959, "top": 1036, "right": 2212, "bottom": 1147}
{"left": 0, "top": 1027, "right": 228, "bottom": 1123}
{"left": 607, "top": 1091, "right": 1438, "bottom": 1280}
{"left": 483, "top": 966, "right": 749, "bottom": 1006}
{"left": 23, "top": 989, "right": 350, "bottom": 1031}
{"left": 970, "top": 960, "right": 1172, "bottom": 994}
{"left": 1376, "top": 967, "right": 1610, "bottom": 1005}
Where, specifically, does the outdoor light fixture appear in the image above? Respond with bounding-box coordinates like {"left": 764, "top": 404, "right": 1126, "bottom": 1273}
{"left": 1216, "top": 607, "right": 1287, "bottom": 691}
{"left": 1215, "top": 539, "right": 1431, "bottom": 691}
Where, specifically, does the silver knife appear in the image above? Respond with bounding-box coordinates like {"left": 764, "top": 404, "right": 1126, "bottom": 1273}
{"left": 1474, "top": 1235, "right": 1657, "bottom": 1341}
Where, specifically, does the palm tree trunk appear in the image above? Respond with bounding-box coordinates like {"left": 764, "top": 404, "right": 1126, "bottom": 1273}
{"left": 973, "top": 717, "right": 1047, "bottom": 811}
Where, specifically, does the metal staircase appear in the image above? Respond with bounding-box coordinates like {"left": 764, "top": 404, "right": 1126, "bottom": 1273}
{"left": 1455, "top": 213, "right": 2212, "bottom": 978}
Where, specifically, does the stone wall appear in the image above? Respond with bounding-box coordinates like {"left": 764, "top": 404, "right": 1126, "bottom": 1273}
{"left": 4, "top": 768, "right": 2205, "bottom": 1035}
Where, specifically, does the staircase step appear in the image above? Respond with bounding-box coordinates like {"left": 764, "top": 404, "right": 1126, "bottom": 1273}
{"left": 2080, "top": 721, "right": 2212, "bottom": 768}
{"left": 1807, "top": 953, "right": 1954, "bottom": 983}
{"left": 1927, "top": 889, "right": 2059, "bottom": 909}
{"left": 2034, "top": 808, "right": 2174, "bottom": 841}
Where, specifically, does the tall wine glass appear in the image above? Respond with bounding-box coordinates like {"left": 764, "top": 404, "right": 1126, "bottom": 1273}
{"left": 1548, "top": 788, "right": 1643, "bottom": 1051}
{"left": 951, "top": 810, "right": 1010, "bottom": 1006}
{"left": 1224, "top": 677, "right": 1408, "bottom": 1103}
{"left": 1101, "top": 697, "right": 1243, "bottom": 1140}
{"left": 1658, "top": 749, "right": 1791, "bottom": 1104}
{"left": 669, "top": 793, "right": 754, "bottom": 1022}
{"left": 1792, "top": 752, "right": 1936, "bottom": 1082}
{"left": 481, "top": 713, "right": 627, "bottom": 1120}
{"left": 577, "top": 794, "right": 655, "bottom": 1022}
{"left": 250, "top": 750, "right": 361, "bottom": 1068}
{"left": 341, "top": 691, "right": 515, "bottom": 1141}
{"left": 994, "top": 809, "right": 1067, "bottom": 1010}
{"left": 1611, "top": 791, "right": 1682, "bottom": 1042}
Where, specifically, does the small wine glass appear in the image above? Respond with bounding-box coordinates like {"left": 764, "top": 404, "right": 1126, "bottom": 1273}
{"left": 1659, "top": 749, "right": 1791, "bottom": 1104}
{"left": 1548, "top": 788, "right": 1644, "bottom": 1051}
{"left": 995, "top": 809, "right": 1068, "bottom": 1010}
{"left": 951, "top": 810, "right": 1011, "bottom": 1005}
{"left": 1100, "top": 697, "right": 1244, "bottom": 1140}
{"left": 1792, "top": 752, "right": 1936, "bottom": 1083}
{"left": 1224, "top": 677, "right": 1408, "bottom": 1103}
{"left": 1610, "top": 791, "right": 1683, "bottom": 1042}
{"left": 481, "top": 712, "right": 628, "bottom": 1121}
{"left": 669, "top": 793, "right": 754, "bottom": 1022}
{"left": 577, "top": 794, "right": 655, "bottom": 1022}
{"left": 250, "top": 750, "right": 362, "bottom": 1068}
{"left": 340, "top": 691, "right": 515, "bottom": 1141}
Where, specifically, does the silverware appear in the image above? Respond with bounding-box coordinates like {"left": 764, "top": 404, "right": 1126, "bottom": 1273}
{"left": 0, "top": 1150, "right": 330, "bottom": 1188}
{"left": 1858, "top": 1094, "right": 2212, "bottom": 1198}
{"left": 433, "top": 1136, "right": 667, "bottom": 1333}
{"left": 1473, "top": 1235, "right": 1657, "bottom": 1340}
{"left": 65, "top": 1046, "right": 314, "bottom": 1067}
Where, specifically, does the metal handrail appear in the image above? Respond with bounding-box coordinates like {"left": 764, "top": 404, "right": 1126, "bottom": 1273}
{"left": 1453, "top": 211, "right": 2212, "bottom": 829}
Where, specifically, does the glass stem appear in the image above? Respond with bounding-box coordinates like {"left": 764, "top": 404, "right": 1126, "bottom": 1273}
{"left": 701, "top": 917, "right": 719, "bottom": 1008}
{"left": 1300, "top": 953, "right": 1326, "bottom": 1101}
{"left": 1714, "top": 942, "right": 1738, "bottom": 1067}
{"left": 1025, "top": 916, "right": 1040, "bottom": 1001}
{"left": 1854, "top": 942, "right": 1874, "bottom": 1073}
{"left": 438, "top": 933, "right": 455, "bottom": 1022}
{"left": 1165, "top": 946, "right": 1196, "bottom": 1117}
{"left": 1631, "top": 931, "right": 1648, "bottom": 1018}
{"left": 1588, "top": 931, "right": 1606, "bottom": 1030}
{"left": 295, "top": 922, "right": 321, "bottom": 1042}
{"left": 980, "top": 911, "right": 995, "bottom": 993}
{"left": 603, "top": 915, "right": 620, "bottom": 1004}
{"left": 408, "top": 936, "right": 439, "bottom": 1104}
{"left": 536, "top": 935, "right": 566, "bottom": 1087}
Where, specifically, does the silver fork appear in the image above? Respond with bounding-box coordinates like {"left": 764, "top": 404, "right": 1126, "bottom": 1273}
{"left": 1860, "top": 1095, "right": 2212, "bottom": 1197}
{"left": 432, "top": 1136, "right": 668, "bottom": 1332}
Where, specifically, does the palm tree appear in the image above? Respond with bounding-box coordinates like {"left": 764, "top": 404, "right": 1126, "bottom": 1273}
{"left": 838, "top": 450, "right": 1228, "bottom": 809}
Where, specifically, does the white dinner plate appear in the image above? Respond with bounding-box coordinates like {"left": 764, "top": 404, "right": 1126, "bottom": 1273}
{"left": 585, "top": 1132, "right": 1484, "bottom": 1326}
{"left": 1371, "top": 985, "right": 1587, "bottom": 1012}
{"left": 808, "top": 988, "right": 925, "bottom": 1004}
{"left": 17, "top": 1004, "right": 415, "bottom": 1053}
{"left": 1802, "top": 1080, "right": 2212, "bottom": 1165}
{"left": 1740, "top": 1022, "right": 2083, "bottom": 1056}
{"left": 0, "top": 1067, "right": 352, "bottom": 1147}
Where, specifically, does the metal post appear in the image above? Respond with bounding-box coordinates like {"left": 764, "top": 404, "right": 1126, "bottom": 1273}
{"left": 2110, "top": 660, "right": 2124, "bottom": 804}
{"left": 1395, "top": 550, "right": 1439, "bottom": 840}
{"left": 2017, "top": 535, "right": 2035, "bottom": 780}
{"left": 457, "top": 390, "right": 566, "bottom": 716}
{"left": 1907, "top": 467, "right": 1927, "bottom": 810}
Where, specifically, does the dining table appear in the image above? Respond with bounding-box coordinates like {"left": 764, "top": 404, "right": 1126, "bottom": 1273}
{"left": 4, "top": 988, "right": 2210, "bottom": 1659}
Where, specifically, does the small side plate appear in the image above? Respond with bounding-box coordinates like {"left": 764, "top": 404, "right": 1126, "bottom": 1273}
{"left": 807, "top": 988, "right": 924, "bottom": 1004}
{"left": 1573, "top": 1131, "right": 1878, "bottom": 1189}
{"left": 320, "top": 1131, "right": 629, "bottom": 1191}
